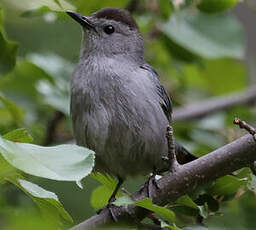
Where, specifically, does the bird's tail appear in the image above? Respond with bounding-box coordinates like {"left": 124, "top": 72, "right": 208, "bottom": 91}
{"left": 175, "top": 140, "right": 197, "bottom": 164}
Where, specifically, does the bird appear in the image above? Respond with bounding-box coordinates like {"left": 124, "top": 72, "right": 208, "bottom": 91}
{"left": 66, "top": 7, "right": 196, "bottom": 211}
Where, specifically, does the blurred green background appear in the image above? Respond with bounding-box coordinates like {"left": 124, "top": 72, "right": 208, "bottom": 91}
{"left": 0, "top": 0, "right": 256, "bottom": 229}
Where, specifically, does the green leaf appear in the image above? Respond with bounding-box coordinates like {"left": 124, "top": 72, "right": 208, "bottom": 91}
{"left": 136, "top": 198, "right": 175, "bottom": 223}
{"left": 113, "top": 196, "right": 135, "bottom": 206}
{"left": 91, "top": 185, "right": 117, "bottom": 209}
{"left": 198, "top": 204, "right": 208, "bottom": 219}
{"left": 248, "top": 174, "right": 256, "bottom": 191}
{"left": 236, "top": 168, "right": 256, "bottom": 191}
{"left": 114, "top": 197, "right": 175, "bottom": 223}
{"left": 0, "top": 32, "right": 18, "bottom": 76}
{"left": 183, "top": 226, "right": 209, "bottom": 230}
{"left": 195, "top": 194, "right": 219, "bottom": 212}
{"left": 0, "top": 61, "right": 55, "bottom": 118}
{"left": 208, "top": 175, "right": 248, "bottom": 196}
{"left": 0, "top": 136, "right": 95, "bottom": 187}
{"left": 54, "top": 0, "right": 62, "bottom": 8}
{"left": 3, "top": 128, "right": 33, "bottom": 143}
{"left": 0, "top": 9, "right": 18, "bottom": 76}
{"left": 90, "top": 173, "right": 118, "bottom": 190}
{"left": 21, "top": 6, "right": 54, "bottom": 18}
{"left": 161, "top": 221, "right": 182, "bottom": 230}
{"left": 24, "top": 0, "right": 75, "bottom": 12}
{"left": 0, "top": 61, "right": 54, "bottom": 99}
{"left": 0, "top": 8, "right": 3, "bottom": 29}
{"left": 0, "top": 154, "right": 21, "bottom": 184}
{"left": 176, "top": 195, "right": 208, "bottom": 218}
{"left": 0, "top": 94, "right": 24, "bottom": 125}
{"left": 77, "top": 0, "right": 130, "bottom": 14}
{"left": 176, "top": 195, "right": 199, "bottom": 209}
{"left": 184, "top": 59, "right": 246, "bottom": 95}
{"left": 162, "top": 10, "right": 245, "bottom": 59}
{"left": 29, "top": 54, "right": 73, "bottom": 114}
{"left": 11, "top": 179, "right": 72, "bottom": 223}
{"left": 90, "top": 173, "right": 123, "bottom": 209}
{"left": 197, "top": 0, "right": 239, "bottom": 13}
{"left": 161, "top": 220, "right": 171, "bottom": 229}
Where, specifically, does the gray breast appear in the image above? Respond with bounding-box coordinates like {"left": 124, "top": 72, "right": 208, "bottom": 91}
{"left": 71, "top": 56, "right": 169, "bottom": 178}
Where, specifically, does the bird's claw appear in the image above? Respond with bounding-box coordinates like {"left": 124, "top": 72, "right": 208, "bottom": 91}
{"left": 140, "top": 174, "right": 160, "bottom": 199}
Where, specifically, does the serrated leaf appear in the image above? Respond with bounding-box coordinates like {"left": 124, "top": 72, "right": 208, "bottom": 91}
{"left": 162, "top": 10, "right": 245, "bottom": 59}
{"left": 0, "top": 94, "right": 24, "bottom": 125}
{"left": 10, "top": 179, "right": 72, "bottom": 223}
{"left": 3, "top": 128, "right": 33, "bottom": 143}
{"left": 0, "top": 136, "right": 95, "bottom": 186}
{"left": 114, "top": 197, "right": 175, "bottom": 223}
{"left": 208, "top": 175, "right": 248, "bottom": 195}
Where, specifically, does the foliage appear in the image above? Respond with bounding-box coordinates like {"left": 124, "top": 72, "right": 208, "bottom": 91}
{"left": 0, "top": 0, "right": 255, "bottom": 230}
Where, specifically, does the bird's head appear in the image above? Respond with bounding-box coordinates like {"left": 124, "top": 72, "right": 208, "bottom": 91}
{"left": 66, "top": 8, "right": 144, "bottom": 62}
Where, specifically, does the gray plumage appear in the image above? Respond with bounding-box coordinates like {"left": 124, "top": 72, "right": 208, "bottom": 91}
{"left": 68, "top": 8, "right": 194, "bottom": 181}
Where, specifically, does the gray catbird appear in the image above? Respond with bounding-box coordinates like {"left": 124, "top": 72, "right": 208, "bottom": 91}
{"left": 67, "top": 8, "right": 196, "bottom": 207}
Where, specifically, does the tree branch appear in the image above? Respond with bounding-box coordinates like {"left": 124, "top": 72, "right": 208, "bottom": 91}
{"left": 173, "top": 86, "right": 256, "bottom": 121}
{"left": 71, "top": 134, "right": 256, "bottom": 230}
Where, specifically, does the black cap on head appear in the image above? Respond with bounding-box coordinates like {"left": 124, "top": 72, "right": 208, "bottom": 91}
{"left": 91, "top": 8, "right": 138, "bottom": 30}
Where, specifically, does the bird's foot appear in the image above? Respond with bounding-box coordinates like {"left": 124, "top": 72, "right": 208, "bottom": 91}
{"left": 140, "top": 174, "right": 160, "bottom": 199}
{"left": 97, "top": 202, "right": 119, "bottom": 222}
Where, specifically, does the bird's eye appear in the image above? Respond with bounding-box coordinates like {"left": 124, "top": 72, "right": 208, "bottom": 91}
{"left": 104, "top": 25, "right": 115, "bottom": 34}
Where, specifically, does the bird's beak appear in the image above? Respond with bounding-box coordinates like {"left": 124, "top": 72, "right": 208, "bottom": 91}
{"left": 66, "top": 10, "right": 95, "bottom": 31}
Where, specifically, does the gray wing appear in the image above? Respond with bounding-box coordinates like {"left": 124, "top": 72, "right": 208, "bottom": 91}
{"left": 140, "top": 63, "right": 172, "bottom": 122}
{"left": 140, "top": 64, "right": 198, "bottom": 164}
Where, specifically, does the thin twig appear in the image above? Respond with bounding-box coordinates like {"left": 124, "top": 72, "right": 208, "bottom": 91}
{"left": 149, "top": 213, "right": 161, "bottom": 226}
{"left": 166, "top": 125, "right": 179, "bottom": 172}
{"left": 121, "top": 188, "right": 132, "bottom": 196}
{"left": 233, "top": 117, "right": 256, "bottom": 175}
{"left": 233, "top": 117, "right": 256, "bottom": 139}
